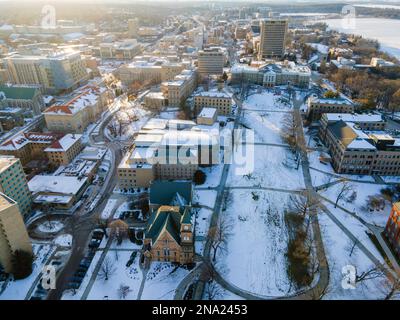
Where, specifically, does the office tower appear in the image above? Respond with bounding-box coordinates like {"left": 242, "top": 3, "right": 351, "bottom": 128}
{"left": 259, "top": 19, "right": 288, "bottom": 60}
{"left": 198, "top": 48, "right": 224, "bottom": 76}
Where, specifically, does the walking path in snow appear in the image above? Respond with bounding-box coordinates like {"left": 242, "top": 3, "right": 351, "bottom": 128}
{"left": 80, "top": 237, "right": 113, "bottom": 300}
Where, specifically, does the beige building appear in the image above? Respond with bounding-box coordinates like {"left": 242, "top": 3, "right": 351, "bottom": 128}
{"left": 197, "top": 48, "right": 224, "bottom": 76}
{"left": 45, "top": 134, "right": 83, "bottom": 166}
{"left": 307, "top": 97, "right": 355, "bottom": 122}
{"left": 194, "top": 89, "right": 233, "bottom": 116}
{"left": 0, "top": 156, "right": 32, "bottom": 217}
{"left": 231, "top": 61, "right": 310, "bottom": 89}
{"left": 319, "top": 118, "right": 400, "bottom": 176}
{"left": 161, "top": 69, "right": 197, "bottom": 107}
{"left": 117, "top": 119, "right": 219, "bottom": 189}
{"left": 144, "top": 92, "right": 166, "bottom": 111}
{"left": 197, "top": 107, "right": 217, "bottom": 125}
{"left": 143, "top": 205, "right": 193, "bottom": 265}
{"left": 258, "top": 19, "right": 288, "bottom": 60}
{"left": 0, "top": 193, "right": 32, "bottom": 273}
{"left": 0, "top": 132, "right": 64, "bottom": 165}
{"left": 118, "top": 59, "right": 185, "bottom": 86}
{"left": 43, "top": 85, "right": 111, "bottom": 133}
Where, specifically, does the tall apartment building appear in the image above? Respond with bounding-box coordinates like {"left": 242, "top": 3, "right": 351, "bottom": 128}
{"left": 0, "top": 192, "right": 32, "bottom": 273}
{"left": 43, "top": 85, "right": 111, "bottom": 133}
{"left": 4, "top": 51, "right": 89, "bottom": 95}
{"left": 197, "top": 48, "right": 224, "bottom": 76}
{"left": 258, "top": 19, "right": 288, "bottom": 60}
{"left": 0, "top": 156, "right": 32, "bottom": 217}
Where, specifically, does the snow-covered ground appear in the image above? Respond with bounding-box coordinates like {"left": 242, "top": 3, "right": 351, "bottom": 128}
{"left": 319, "top": 212, "right": 390, "bottom": 300}
{"left": 87, "top": 250, "right": 142, "bottom": 300}
{"left": 141, "top": 263, "right": 190, "bottom": 300}
{"left": 228, "top": 145, "right": 305, "bottom": 190}
{"left": 242, "top": 91, "right": 292, "bottom": 111}
{"left": 193, "top": 190, "right": 217, "bottom": 208}
{"left": 0, "top": 244, "right": 55, "bottom": 300}
{"left": 196, "top": 164, "right": 223, "bottom": 189}
{"left": 216, "top": 189, "right": 294, "bottom": 297}
{"left": 37, "top": 221, "right": 64, "bottom": 233}
{"left": 308, "top": 150, "right": 375, "bottom": 186}
{"left": 320, "top": 181, "right": 391, "bottom": 227}
{"left": 53, "top": 234, "right": 72, "bottom": 247}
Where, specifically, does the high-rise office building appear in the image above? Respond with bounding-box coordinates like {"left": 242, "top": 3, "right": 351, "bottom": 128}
{"left": 0, "top": 156, "right": 32, "bottom": 218}
{"left": 258, "top": 19, "right": 288, "bottom": 60}
{"left": 0, "top": 192, "right": 32, "bottom": 273}
{"left": 197, "top": 48, "right": 224, "bottom": 76}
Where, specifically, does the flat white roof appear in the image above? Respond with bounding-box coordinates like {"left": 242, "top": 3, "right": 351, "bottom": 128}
{"left": 28, "top": 175, "right": 87, "bottom": 195}
{"left": 198, "top": 107, "right": 217, "bottom": 119}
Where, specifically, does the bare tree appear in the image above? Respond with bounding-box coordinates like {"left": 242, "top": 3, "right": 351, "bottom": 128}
{"left": 205, "top": 281, "right": 223, "bottom": 300}
{"left": 281, "top": 112, "right": 297, "bottom": 151}
{"left": 208, "top": 216, "right": 233, "bottom": 262}
{"left": 98, "top": 257, "right": 117, "bottom": 281}
{"left": 355, "top": 267, "right": 383, "bottom": 284}
{"left": 334, "top": 181, "right": 354, "bottom": 208}
{"left": 290, "top": 191, "right": 321, "bottom": 218}
{"left": 118, "top": 283, "right": 132, "bottom": 299}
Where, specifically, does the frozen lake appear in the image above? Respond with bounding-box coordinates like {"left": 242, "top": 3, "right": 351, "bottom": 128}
{"left": 322, "top": 18, "right": 400, "bottom": 59}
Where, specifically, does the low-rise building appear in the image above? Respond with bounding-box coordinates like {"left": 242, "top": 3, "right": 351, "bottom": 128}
{"left": 143, "top": 181, "right": 193, "bottom": 265}
{"left": 231, "top": 61, "right": 311, "bottom": 89}
{"left": 44, "top": 134, "right": 83, "bottom": 166}
{"left": 97, "top": 39, "right": 141, "bottom": 60}
{"left": 319, "top": 118, "right": 400, "bottom": 176}
{"left": 194, "top": 89, "right": 233, "bottom": 116}
{"left": 197, "top": 107, "right": 217, "bottom": 125}
{"left": 0, "top": 132, "right": 64, "bottom": 165}
{"left": 161, "top": 69, "right": 197, "bottom": 107}
{"left": 144, "top": 92, "right": 166, "bottom": 111}
{"left": 0, "top": 193, "right": 32, "bottom": 273}
{"left": 28, "top": 175, "right": 88, "bottom": 209}
{"left": 117, "top": 118, "right": 219, "bottom": 189}
{"left": 0, "top": 85, "right": 45, "bottom": 116}
{"left": 43, "top": 85, "right": 111, "bottom": 133}
{"left": 307, "top": 97, "right": 355, "bottom": 122}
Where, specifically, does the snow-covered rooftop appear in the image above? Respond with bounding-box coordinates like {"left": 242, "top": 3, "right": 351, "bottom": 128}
{"left": 45, "top": 134, "right": 82, "bottom": 152}
{"left": 28, "top": 175, "right": 88, "bottom": 195}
